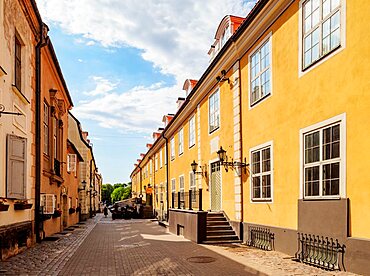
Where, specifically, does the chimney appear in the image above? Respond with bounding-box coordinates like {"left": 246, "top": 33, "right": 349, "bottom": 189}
{"left": 82, "top": 131, "right": 89, "bottom": 140}
{"left": 140, "top": 153, "right": 145, "bottom": 158}
{"left": 146, "top": 143, "right": 153, "bottom": 149}
{"left": 176, "top": 97, "right": 185, "bottom": 110}
{"left": 153, "top": 132, "right": 161, "bottom": 141}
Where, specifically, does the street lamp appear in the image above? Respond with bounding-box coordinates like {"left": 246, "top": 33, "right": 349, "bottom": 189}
{"left": 191, "top": 160, "right": 206, "bottom": 177}
{"left": 217, "top": 146, "right": 249, "bottom": 173}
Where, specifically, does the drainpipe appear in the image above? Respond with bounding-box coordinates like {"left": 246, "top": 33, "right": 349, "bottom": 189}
{"left": 238, "top": 60, "right": 244, "bottom": 224}
{"left": 137, "top": 164, "right": 142, "bottom": 197}
{"left": 89, "top": 158, "right": 93, "bottom": 218}
{"left": 162, "top": 134, "right": 169, "bottom": 221}
{"left": 35, "top": 23, "right": 49, "bottom": 243}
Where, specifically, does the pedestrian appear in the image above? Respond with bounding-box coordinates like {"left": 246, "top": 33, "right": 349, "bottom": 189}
{"left": 103, "top": 206, "right": 108, "bottom": 217}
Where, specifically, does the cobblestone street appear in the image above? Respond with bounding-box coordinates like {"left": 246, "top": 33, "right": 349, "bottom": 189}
{"left": 0, "top": 214, "right": 357, "bottom": 275}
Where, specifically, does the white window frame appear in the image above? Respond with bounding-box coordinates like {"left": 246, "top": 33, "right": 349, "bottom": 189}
{"left": 209, "top": 89, "right": 220, "bottom": 133}
{"left": 43, "top": 102, "right": 49, "bottom": 155}
{"left": 249, "top": 34, "right": 272, "bottom": 107}
{"left": 155, "top": 154, "right": 158, "bottom": 171}
{"left": 178, "top": 128, "right": 184, "bottom": 155}
{"left": 249, "top": 141, "right": 273, "bottom": 203}
{"left": 67, "top": 153, "right": 77, "bottom": 176}
{"left": 189, "top": 171, "right": 196, "bottom": 203}
{"left": 41, "top": 194, "right": 56, "bottom": 215}
{"left": 298, "top": 0, "right": 346, "bottom": 76}
{"left": 159, "top": 149, "right": 163, "bottom": 168}
{"left": 189, "top": 115, "right": 195, "bottom": 148}
{"left": 170, "top": 137, "right": 175, "bottom": 160}
{"left": 299, "top": 113, "right": 346, "bottom": 199}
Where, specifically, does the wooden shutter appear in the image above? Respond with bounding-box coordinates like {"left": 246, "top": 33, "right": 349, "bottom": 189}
{"left": 7, "top": 134, "right": 26, "bottom": 199}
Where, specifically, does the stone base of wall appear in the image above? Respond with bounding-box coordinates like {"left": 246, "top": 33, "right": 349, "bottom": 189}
{"left": 0, "top": 221, "right": 33, "bottom": 260}
{"left": 80, "top": 213, "right": 89, "bottom": 221}
{"left": 169, "top": 209, "right": 207, "bottom": 243}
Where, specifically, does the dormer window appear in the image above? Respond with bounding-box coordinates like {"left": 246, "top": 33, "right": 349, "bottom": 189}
{"left": 220, "top": 25, "right": 231, "bottom": 48}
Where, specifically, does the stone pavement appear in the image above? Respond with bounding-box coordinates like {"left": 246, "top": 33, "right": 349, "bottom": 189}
{"left": 0, "top": 214, "right": 358, "bottom": 275}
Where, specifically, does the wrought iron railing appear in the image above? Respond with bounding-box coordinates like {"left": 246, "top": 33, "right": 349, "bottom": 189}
{"left": 54, "top": 159, "right": 61, "bottom": 176}
{"left": 171, "top": 189, "right": 202, "bottom": 211}
{"left": 246, "top": 226, "right": 274, "bottom": 251}
{"left": 295, "top": 233, "right": 346, "bottom": 271}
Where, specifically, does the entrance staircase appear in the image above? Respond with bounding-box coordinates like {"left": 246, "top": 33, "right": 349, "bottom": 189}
{"left": 203, "top": 212, "right": 241, "bottom": 244}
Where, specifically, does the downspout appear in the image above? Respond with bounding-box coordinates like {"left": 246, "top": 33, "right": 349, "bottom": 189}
{"left": 138, "top": 164, "right": 142, "bottom": 196}
{"left": 162, "top": 134, "right": 169, "bottom": 221}
{"left": 89, "top": 158, "right": 93, "bottom": 218}
{"left": 237, "top": 60, "right": 244, "bottom": 223}
{"left": 35, "top": 23, "right": 49, "bottom": 243}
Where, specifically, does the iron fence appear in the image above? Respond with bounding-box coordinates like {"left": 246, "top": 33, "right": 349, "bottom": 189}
{"left": 246, "top": 226, "right": 274, "bottom": 251}
{"left": 295, "top": 233, "right": 346, "bottom": 271}
{"left": 171, "top": 189, "right": 202, "bottom": 211}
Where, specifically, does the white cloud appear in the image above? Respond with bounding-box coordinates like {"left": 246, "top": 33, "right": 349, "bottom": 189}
{"left": 72, "top": 77, "right": 183, "bottom": 133}
{"left": 36, "top": 0, "right": 257, "bottom": 82}
{"left": 83, "top": 76, "right": 119, "bottom": 96}
{"left": 36, "top": 0, "right": 257, "bottom": 134}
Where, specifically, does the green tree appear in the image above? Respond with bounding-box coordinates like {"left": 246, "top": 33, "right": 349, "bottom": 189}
{"left": 110, "top": 183, "right": 132, "bottom": 203}
{"left": 101, "top": 184, "right": 114, "bottom": 204}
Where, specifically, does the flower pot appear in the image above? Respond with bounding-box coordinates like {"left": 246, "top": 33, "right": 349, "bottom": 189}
{"left": 0, "top": 204, "right": 9, "bottom": 212}
{"left": 14, "top": 203, "right": 33, "bottom": 210}
{"left": 53, "top": 210, "right": 62, "bottom": 218}
{"left": 69, "top": 208, "right": 76, "bottom": 214}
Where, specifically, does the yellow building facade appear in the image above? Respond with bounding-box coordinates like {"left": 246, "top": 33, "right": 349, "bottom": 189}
{"left": 131, "top": 0, "right": 369, "bottom": 274}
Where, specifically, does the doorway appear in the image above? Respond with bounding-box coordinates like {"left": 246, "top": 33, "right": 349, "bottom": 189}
{"left": 210, "top": 161, "right": 221, "bottom": 211}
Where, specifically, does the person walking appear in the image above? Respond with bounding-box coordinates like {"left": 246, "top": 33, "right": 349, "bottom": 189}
{"left": 103, "top": 206, "right": 108, "bottom": 217}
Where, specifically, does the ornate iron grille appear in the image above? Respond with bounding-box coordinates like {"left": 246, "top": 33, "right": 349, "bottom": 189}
{"left": 246, "top": 226, "right": 274, "bottom": 251}
{"left": 295, "top": 233, "right": 346, "bottom": 271}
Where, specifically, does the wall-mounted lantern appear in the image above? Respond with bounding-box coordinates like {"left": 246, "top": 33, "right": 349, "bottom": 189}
{"left": 217, "top": 146, "right": 249, "bottom": 173}
{"left": 191, "top": 160, "right": 207, "bottom": 177}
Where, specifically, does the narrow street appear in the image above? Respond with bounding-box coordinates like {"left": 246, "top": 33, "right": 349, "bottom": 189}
{"left": 0, "top": 214, "right": 356, "bottom": 276}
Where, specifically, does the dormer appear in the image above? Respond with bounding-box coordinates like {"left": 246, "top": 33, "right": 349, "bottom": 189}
{"left": 162, "top": 114, "right": 174, "bottom": 127}
{"left": 153, "top": 132, "right": 161, "bottom": 141}
{"left": 208, "top": 15, "right": 245, "bottom": 63}
{"left": 183, "top": 79, "right": 198, "bottom": 97}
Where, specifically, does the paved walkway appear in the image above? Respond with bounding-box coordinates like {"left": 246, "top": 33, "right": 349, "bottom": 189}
{"left": 0, "top": 214, "right": 357, "bottom": 275}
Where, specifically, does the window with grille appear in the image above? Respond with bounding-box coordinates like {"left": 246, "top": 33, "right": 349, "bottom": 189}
{"left": 209, "top": 89, "right": 220, "bottom": 133}
{"left": 250, "top": 38, "right": 271, "bottom": 106}
{"left": 302, "top": 0, "right": 341, "bottom": 69}
{"left": 251, "top": 145, "right": 272, "bottom": 201}
{"left": 303, "top": 123, "right": 341, "bottom": 198}
{"left": 178, "top": 128, "right": 184, "bottom": 155}
{"left": 170, "top": 138, "right": 175, "bottom": 160}
{"left": 41, "top": 194, "right": 55, "bottom": 214}
{"left": 189, "top": 116, "right": 195, "bottom": 148}
{"left": 15, "top": 36, "right": 22, "bottom": 90}
{"left": 43, "top": 103, "right": 49, "bottom": 155}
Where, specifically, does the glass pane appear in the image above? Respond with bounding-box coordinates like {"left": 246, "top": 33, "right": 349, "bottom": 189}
{"left": 313, "top": 146, "right": 319, "bottom": 162}
{"left": 304, "top": 35, "right": 311, "bottom": 52}
{"left": 312, "top": 9, "right": 320, "bottom": 27}
{"left": 304, "top": 0, "right": 312, "bottom": 17}
{"left": 331, "top": 0, "right": 340, "bottom": 10}
{"left": 323, "top": 19, "right": 330, "bottom": 38}
{"left": 332, "top": 141, "right": 340, "bottom": 158}
{"left": 331, "top": 179, "right": 340, "bottom": 195}
{"left": 332, "top": 124, "right": 340, "bottom": 141}
{"left": 313, "top": 131, "right": 320, "bottom": 146}
{"left": 253, "top": 177, "right": 261, "bottom": 198}
{"left": 331, "top": 11, "right": 340, "bottom": 31}
{"left": 323, "top": 36, "right": 330, "bottom": 55}
{"left": 305, "top": 15, "right": 312, "bottom": 33}
{"left": 312, "top": 28, "right": 320, "bottom": 45}
{"left": 323, "top": 127, "right": 331, "bottom": 144}
{"left": 304, "top": 50, "right": 311, "bottom": 67}
{"left": 331, "top": 28, "right": 340, "bottom": 49}
{"left": 312, "top": 44, "right": 319, "bottom": 61}
{"left": 323, "top": 0, "right": 330, "bottom": 17}
{"left": 312, "top": 0, "right": 319, "bottom": 10}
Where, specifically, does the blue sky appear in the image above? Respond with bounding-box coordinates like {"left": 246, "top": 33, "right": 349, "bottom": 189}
{"left": 36, "top": 0, "right": 256, "bottom": 184}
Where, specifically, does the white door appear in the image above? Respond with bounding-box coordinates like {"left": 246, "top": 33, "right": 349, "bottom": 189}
{"left": 210, "top": 162, "right": 221, "bottom": 211}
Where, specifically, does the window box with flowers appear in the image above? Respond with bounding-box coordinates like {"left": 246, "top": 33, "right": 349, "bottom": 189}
{"left": 69, "top": 207, "right": 76, "bottom": 214}
{"left": 0, "top": 198, "right": 10, "bottom": 212}
{"left": 14, "top": 200, "right": 33, "bottom": 210}
{"left": 53, "top": 209, "right": 62, "bottom": 218}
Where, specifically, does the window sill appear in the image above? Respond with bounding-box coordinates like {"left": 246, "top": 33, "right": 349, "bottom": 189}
{"left": 189, "top": 144, "right": 195, "bottom": 149}
{"left": 302, "top": 45, "right": 341, "bottom": 72}
{"left": 12, "top": 85, "right": 30, "bottom": 104}
{"left": 209, "top": 127, "right": 220, "bottom": 135}
{"left": 302, "top": 196, "right": 341, "bottom": 201}
{"left": 251, "top": 199, "right": 272, "bottom": 203}
{"left": 250, "top": 93, "right": 271, "bottom": 109}
{"left": 0, "top": 66, "right": 7, "bottom": 77}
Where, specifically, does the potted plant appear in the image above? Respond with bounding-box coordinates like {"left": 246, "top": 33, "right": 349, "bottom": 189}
{"left": 0, "top": 197, "right": 9, "bottom": 212}
{"left": 14, "top": 199, "right": 33, "bottom": 210}
{"left": 53, "top": 208, "right": 62, "bottom": 218}
{"left": 69, "top": 207, "right": 76, "bottom": 214}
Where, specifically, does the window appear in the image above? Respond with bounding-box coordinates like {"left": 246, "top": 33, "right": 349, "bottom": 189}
{"left": 179, "top": 175, "right": 185, "bottom": 207}
{"left": 209, "top": 89, "right": 220, "bottom": 133}
{"left": 155, "top": 154, "right": 158, "bottom": 171}
{"left": 303, "top": 123, "right": 341, "bottom": 198}
{"left": 160, "top": 183, "right": 164, "bottom": 202}
{"left": 189, "top": 171, "right": 196, "bottom": 202}
{"left": 159, "top": 149, "right": 163, "bottom": 168}
{"left": 178, "top": 128, "right": 184, "bottom": 155}
{"left": 189, "top": 116, "right": 195, "bottom": 147}
{"left": 6, "top": 134, "right": 27, "bottom": 199}
{"left": 43, "top": 103, "right": 49, "bottom": 155}
{"left": 67, "top": 153, "right": 77, "bottom": 176}
{"left": 170, "top": 138, "right": 175, "bottom": 160}
{"left": 41, "top": 194, "right": 55, "bottom": 215}
{"left": 250, "top": 38, "right": 271, "bottom": 105}
{"left": 68, "top": 197, "right": 72, "bottom": 209}
{"left": 53, "top": 117, "right": 58, "bottom": 159}
{"left": 150, "top": 160, "right": 152, "bottom": 174}
{"left": 15, "top": 36, "right": 22, "bottom": 90}
{"left": 164, "top": 147, "right": 167, "bottom": 165}
{"left": 171, "top": 179, "right": 176, "bottom": 194}
{"left": 251, "top": 144, "right": 272, "bottom": 201}
{"left": 302, "top": 0, "right": 341, "bottom": 68}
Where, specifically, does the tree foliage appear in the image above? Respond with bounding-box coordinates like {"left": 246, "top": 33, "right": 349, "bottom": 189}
{"left": 110, "top": 182, "right": 132, "bottom": 203}
{"left": 101, "top": 184, "right": 114, "bottom": 204}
